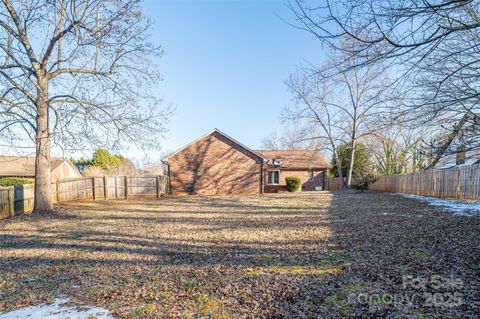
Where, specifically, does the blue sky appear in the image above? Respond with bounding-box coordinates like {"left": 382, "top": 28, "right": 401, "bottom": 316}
{"left": 143, "top": 0, "right": 325, "bottom": 160}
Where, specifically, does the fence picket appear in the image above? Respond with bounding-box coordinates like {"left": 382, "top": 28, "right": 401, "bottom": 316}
{"left": 0, "top": 175, "right": 168, "bottom": 219}
{"left": 368, "top": 164, "right": 480, "bottom": 200}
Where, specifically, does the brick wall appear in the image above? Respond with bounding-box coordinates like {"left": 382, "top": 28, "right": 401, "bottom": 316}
{"left": 264, "top": 169, "right": 325, "bottom": 193}
{"left": 167, "top": 132, "right": 263, "bottom": 195}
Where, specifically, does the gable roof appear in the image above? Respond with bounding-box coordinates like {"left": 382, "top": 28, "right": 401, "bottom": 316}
{"left": 435, "top": 149, "right": 480, "bottom": 169}
{"left": 162, "top": 129, "right": 268, "bottom": 162}
{"left": 0, "top": 156, "right": 74, "bottom": 176}
{"left": 255, "top": 150, "right": 329, "bottom": 169}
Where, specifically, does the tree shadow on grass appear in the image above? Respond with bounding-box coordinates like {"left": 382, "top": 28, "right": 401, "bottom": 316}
{"left": 0, "top": 192, "right": 346, "bottom": 317}
{"left": 1, "top": 194, "right": 342, "bottom": 269}
{"left": 1, "top": 192, "right": 478, "bottom": 318}
{"left": 318, "top": 191, "right": 480, "bottom": 319}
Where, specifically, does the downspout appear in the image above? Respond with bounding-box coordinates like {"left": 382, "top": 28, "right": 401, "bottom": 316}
{"left": 260, "top": 158, "right": 269, "bottom": 194}
{"left": 260, "top": 162, "right": 264, "bottom": 194}
{"left": 323, "top": 168, "right": 327, "bottom": 190}
{"left": 162, "top": 161, "right": 172, "bottom": 195}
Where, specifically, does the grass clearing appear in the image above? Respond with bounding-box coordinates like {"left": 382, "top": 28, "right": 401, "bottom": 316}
{"left": 0, "top": 191, "right": 479, "bottom": 318}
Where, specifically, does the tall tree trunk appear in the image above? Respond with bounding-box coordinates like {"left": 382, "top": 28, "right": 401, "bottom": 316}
{"left": 34, "top": 78, "right": 53, "bottom": 212}
{"left": 332, "top": 148, "right": 346, "bottom": 189}
{"left": 346, "top": 139, "right": 356, "bottom": 187}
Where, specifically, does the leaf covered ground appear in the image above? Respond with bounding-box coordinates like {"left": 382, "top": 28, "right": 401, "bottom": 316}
{"left": 0, "top": 192, "right": 479, "bottom": 318}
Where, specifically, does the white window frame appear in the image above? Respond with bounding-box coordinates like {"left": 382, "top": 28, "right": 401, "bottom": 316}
{"left": 267, "top": 170, "right": 280, "bottom": 185}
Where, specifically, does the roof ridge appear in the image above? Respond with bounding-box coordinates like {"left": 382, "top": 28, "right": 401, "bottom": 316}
{"left": 0, "top": 156, "right": 68, "bottom": 159}
{"left": 255, "top": 149, "right": 319, "bottom": 152}
{"left": 163, "top": 129, "right": 268, "bottom": 161}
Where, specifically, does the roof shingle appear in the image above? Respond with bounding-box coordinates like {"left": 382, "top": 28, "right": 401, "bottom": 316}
{"left": 255, "top": 150, "right": 329, "bottom": 169}
{"left": 0, "top": 156, "right": 68, "bottom": 176}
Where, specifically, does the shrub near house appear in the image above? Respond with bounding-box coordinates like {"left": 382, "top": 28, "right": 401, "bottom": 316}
{"left": 285, "top": 177, "right": 301, "bottom": 192}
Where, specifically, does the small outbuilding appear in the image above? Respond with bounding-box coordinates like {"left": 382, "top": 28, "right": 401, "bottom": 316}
{"left": 163, "top": 129, "right": 329, "bottom": 195}
{"left": 0, "top": 156, "right": 82, "bottom": 181}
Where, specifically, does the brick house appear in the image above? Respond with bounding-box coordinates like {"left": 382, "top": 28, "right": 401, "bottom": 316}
{"left": 163, "top": 129, "right": 329, "bottom": 195}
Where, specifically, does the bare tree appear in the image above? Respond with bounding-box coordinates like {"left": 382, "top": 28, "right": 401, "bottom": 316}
{"left": 366, "top": 125, "right": 426, "bottom": 175}
{"left": 284, "top": 48, "right": 389, "bottom": 188}
{"left": 0, "top": 0, "right": 169, "bottom": 212}
{"left": 261, "top": 132, "right": 282, "bottom": 150}
{"left": 404, "top": 24, "right": 480, "bottom": 167}
{"left": 289, "top": 1, "right": 479, "bottom": 71}
{"left": 288, "top": 0, "right": 480, "bottom": 164}
{"left": 261, "top": 126, "right": 323, "bottom": 150}
{"left": 284, "top": 73, "right": 344, "bottom": 185}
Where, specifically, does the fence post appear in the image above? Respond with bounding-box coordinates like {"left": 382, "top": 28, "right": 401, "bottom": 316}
{"left": 156, "top": 175, "right": 161, "bottom": 198}
{"left": 124, "top": 176, "right": 128, "bottom": 198}
{"left": 56, "top": 180, "right": 60, "bottom": 203}
{"left": 104, "top": 176, "right": 108, "bottom": 199}
{"left": 114, "top": 177, "right": 118, "bottom": 199}
{"left": 8, "top": 187, "right": 14, "bottom": 217}
{"left": 455, "top": 168, "right": 460, "bottom": 199}
{"left": 92, "top": 177, "right": 96, "bottom": 200}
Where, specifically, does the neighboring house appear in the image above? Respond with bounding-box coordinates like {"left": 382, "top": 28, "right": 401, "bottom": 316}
{"left": 162, "top": 129, "right": 329, "bottom": 195}
{"left": 435, "top": 148, "right": 480, "bottom": 169}
{"left": 0, "top": 156, "right": 82, "bottom": 181}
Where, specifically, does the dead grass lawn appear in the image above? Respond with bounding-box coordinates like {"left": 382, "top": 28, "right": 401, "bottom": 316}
{"left": 0, "top": 191, "right": 479, "bottom": 318}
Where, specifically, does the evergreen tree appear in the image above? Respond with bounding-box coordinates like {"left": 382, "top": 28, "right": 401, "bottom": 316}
{"left": 91, "top": 149, "right": 128, "bottom": 172}
{"left": 330, "top": 142, "right": 372, "bottom": 178}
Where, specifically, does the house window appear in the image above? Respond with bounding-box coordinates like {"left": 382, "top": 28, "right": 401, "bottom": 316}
{"left": 267, "top": 170, "right": 280, "bottom": 185}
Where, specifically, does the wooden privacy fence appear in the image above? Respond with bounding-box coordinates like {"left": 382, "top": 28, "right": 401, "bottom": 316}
{"left": 326, "top": 177, "right": 360, "bottom": 190}
{"left": 326, "top": 177, "right": 343, "bottom": 191}
{"left": 369, "top": 164, "right": 480, "bottom": 200}
{"left": 0, "top": 175, "right": 168, "bottom": 219}
{"left": 0, "top": 184, "right": 34, "bottom": 219}
{"left": 54, "top": 175, "right": 168, "bottom": 202}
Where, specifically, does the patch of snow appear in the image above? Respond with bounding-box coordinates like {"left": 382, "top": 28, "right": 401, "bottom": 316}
{"left": 0, "top": 298, "right": 113, "bottom": 319}
{"left": 395, "top": 193, "right": 480, "bottom": 216}
{"left": 381, "top": 212, "right": 424, "bottom": 217}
